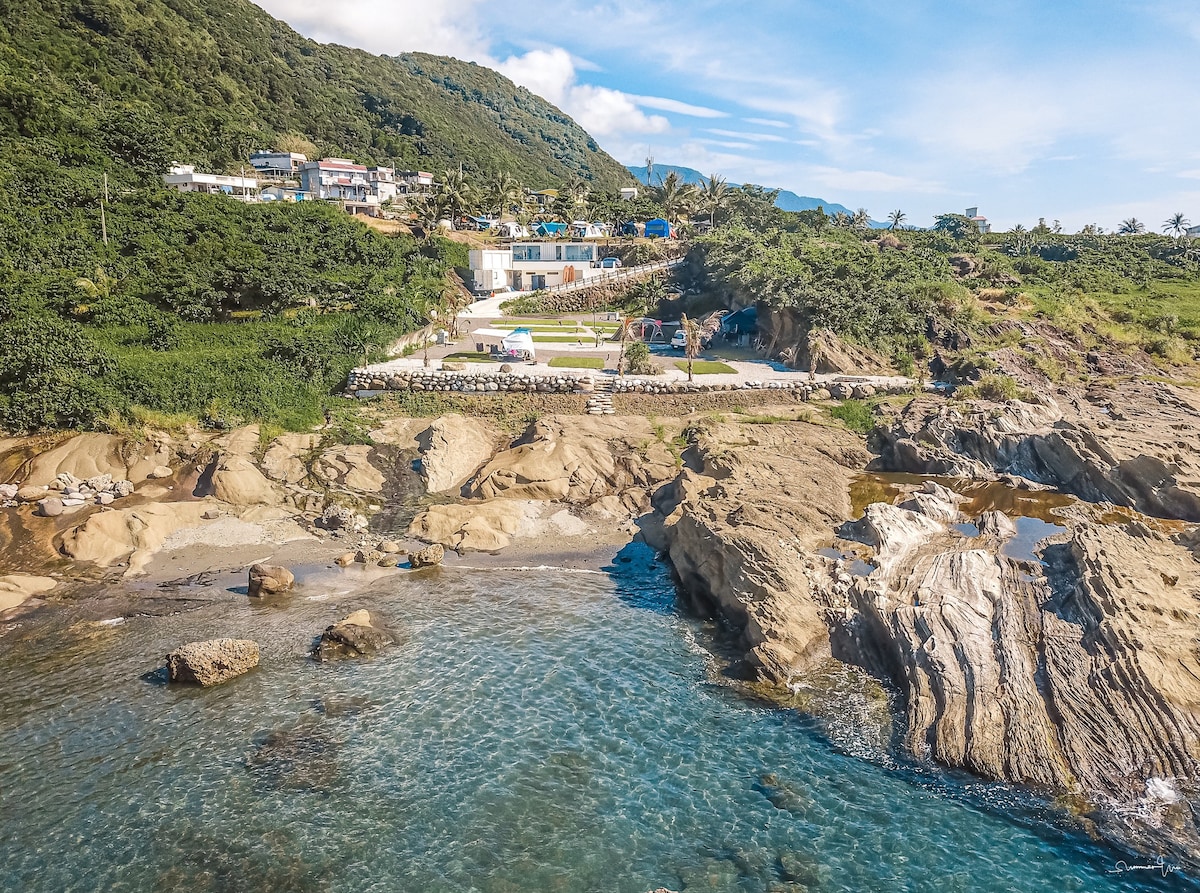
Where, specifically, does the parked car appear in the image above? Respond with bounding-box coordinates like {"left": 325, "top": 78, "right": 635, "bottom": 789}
{"left": 599, "top": 256, "right": 622, "bottom": 269}
{"left": 670, "top": 329, "right": 687, "bottom": 350}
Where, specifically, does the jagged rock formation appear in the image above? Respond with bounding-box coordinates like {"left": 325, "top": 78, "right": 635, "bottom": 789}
{"left": 650, "top": 418, "right": 870, "bottom": 679}
{"left": 877, "top": 380, "right": 1200, "bottom": 521}
{"left": 313, "top": 610, "right": 399, "bottom": 660}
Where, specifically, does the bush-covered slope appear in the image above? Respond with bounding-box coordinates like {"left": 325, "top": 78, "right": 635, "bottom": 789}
{"left": 0, "top": 0, "right": 632, "bottom": 187}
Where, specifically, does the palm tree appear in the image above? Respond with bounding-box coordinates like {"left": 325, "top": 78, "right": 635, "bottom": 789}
{"left": 1163, "top": 212, "right": 1190, "bottom": 239}
{"left": 680, "top": 312, "right": 723, "bottom": 381}
{"left": 655, "top": 171, "right": 698, "bottom": 226}
{"left": 699, "top": 173, "right": 731, "bottom": 229}
{"left": 887, "top": 209, "right": 906, "bottom": 231}
{"left": 485, "top": 171, "right": 522, "bottom": 219}
{"left": 851, "top": 208, "right": 871, "bottom": 229}
{"left": 561, "top": 176, "right": 589, "bottom": 212}
{"left": 407, "top": 192, "right": 451, "bottom": 236}
{"left": 830, "top": 210, "right": 852, "bottom": 228}
{"left": 438, "top": 168, "right": 477, "bottom": 222}
{"left": 1118, "top": 217, "right": 1146, "bottom": 235}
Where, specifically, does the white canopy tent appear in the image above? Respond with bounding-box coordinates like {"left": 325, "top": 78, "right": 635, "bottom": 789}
{"left": 500, "top": 328, "right": 537, "bottom": 361}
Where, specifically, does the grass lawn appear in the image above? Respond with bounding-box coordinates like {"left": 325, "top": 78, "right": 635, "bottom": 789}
{"left": 533, "top": 334, "right": 599, "bottom": 343}
{"left": 443, "top": 352, "right": 494, "bottom": 363}
{"left": 548, "top": 356, "right": 605, "bottom": 369}
{"left": 675, "top": 360, "right": 737, "bottom": 374}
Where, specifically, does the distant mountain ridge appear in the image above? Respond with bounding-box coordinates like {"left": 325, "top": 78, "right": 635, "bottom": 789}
{"left": 628, "top": 164, "right": 879, "bottom": 223}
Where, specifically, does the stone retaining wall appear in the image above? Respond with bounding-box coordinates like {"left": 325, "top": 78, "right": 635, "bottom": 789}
{"left": 612, "top": 378, "right": 897, "bottom": 399}
{"left": 346, "top": 368, "right": 592, "bottom": 394}
{"left": 346, "top": 367, "right": 908, "bottom": 400}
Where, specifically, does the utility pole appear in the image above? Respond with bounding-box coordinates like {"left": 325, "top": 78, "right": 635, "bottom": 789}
{"left": 100, "top": 173, "right": 109, "bottom": 246}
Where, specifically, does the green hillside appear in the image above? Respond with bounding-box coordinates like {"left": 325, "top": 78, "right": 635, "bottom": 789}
{"left": 0, "top": 0, "right": 632, "bottom": 188}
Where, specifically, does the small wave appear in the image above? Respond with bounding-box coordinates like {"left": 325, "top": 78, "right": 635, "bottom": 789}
{"left": 445, "top": 564, "right": 608, "bottom": 575}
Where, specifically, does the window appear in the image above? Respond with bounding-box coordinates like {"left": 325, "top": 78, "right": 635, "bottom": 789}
{"left": 563, "top": 244, "right": 594, "bottom": 262}
{"left": 512, "top": 245, "right": 540, "bottom": 261}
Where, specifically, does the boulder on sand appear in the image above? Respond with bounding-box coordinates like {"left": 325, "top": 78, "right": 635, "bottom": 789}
{"left": 313, "top": 610, "right": 399, "bottom": 661}
{"left": 166, "top": 639, "right": 260, "bottom": 686}
{"left": 248, "top": 563, "right": 295, "bottom": 597}
{"left": 36, "top": 496, "right": 64, "bottom": 517}
{"left": 409, "top": 543, "right": 444, "bottom": 568}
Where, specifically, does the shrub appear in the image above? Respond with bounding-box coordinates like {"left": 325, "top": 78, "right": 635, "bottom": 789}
{"left": 623, "top": 341, "right": 657, "bottom": 375}
{"left": 830, "top": 399, "right": 874, "bottom": 434}
{"left": 956, "top": 373, "right": 1020, "bottom": 402}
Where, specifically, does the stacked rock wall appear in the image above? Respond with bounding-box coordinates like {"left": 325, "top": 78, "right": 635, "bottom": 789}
{"left": 346, "top": 369, "right": 592, "bottom": 394}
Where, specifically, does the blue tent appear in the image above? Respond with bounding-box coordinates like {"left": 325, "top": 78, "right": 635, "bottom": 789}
{"left": 618, "top": 221, "right": 640, "bottom": 237}
{"left": 721, "top": 306, "right": 758, "bottom": 335}
{"left": 534, "top": 222, "right": 568, "bottom": 237}
{"left": 644, "top": 218, "right": 672, "bottom": 239}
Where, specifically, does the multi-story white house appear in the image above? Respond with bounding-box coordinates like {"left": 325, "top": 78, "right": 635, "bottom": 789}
{"left": 469, "top": 241, "right": 602, "bottom": 293}
{"left": 298, "top": 158, "right": 390, "bottom": 216}
{"left": 248, "top": 151, "right": 307, "bottom": 180}
{"left": 396, "top": 171, "right": 435, "bottom": 195}
{"left": 162, "top": 164, "right": 259, "bottom": 201}
{"left": 966, "top": 207, "right": 991, "bottom": 234}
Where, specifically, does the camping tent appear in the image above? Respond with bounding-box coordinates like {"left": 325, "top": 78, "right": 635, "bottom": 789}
{"left": 619, "top": 221, "right": 641, "bottom": 237}
{"left": 644, "top": 218, "right": 673, "bottom": 239}
{"left": 534, "top": 222, "right": 568, "bottom": 237}
{"left": 570, "top": 221, "right": 605, "bottom": 238}
{"left": 501, "top": 328, "right": 536, "bottom": 361}
{"left": 497, "top": 222, "right": 528, "bottom": 238}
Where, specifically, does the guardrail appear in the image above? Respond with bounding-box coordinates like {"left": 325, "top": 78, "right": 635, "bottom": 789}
{"left": 539, "top": 258, "right": 682, "bottom": 296}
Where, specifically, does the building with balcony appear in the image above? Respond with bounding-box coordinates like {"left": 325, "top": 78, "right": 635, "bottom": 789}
{"left": 162, "top": 164, "right": 259, "bottom": 201}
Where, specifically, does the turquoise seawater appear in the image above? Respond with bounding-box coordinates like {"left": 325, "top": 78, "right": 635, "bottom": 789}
{"left": 0, "top": 544, "right": 1192, "bottom": 892}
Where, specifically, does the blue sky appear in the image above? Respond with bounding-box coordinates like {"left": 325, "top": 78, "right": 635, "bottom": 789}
{"left": 256, "top": 0, "right": 1200, "bottom": 231}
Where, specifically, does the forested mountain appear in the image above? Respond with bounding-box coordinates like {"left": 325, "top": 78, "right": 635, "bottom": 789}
{"left": 627, "top": 164, "right": 858, "bottom": 218}
{"left": 0, "top": 0, "right": 632, "bottom": 188}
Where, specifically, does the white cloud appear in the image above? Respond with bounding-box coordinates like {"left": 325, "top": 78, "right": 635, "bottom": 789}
{"left": 255, "top": 0, "right": 489, "bottom": 59}
{"left": 745, "top": 117, "right": 790, "bottom": 129}
{"left": 805, "top": 166, "right": 944, "bottom": 195}
{"left": 706, "top": 129, "right": 788, "bottom": 143}
{"left": 631, "top": 96, "right": 728, "bottom": 118}
{"left": 495, "top": 48, "right": 668, "bottom": 137}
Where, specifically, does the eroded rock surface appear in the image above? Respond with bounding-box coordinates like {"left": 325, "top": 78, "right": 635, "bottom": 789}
{"left": 248, "top": 563, "right": 294, "bottom": 598}
{"left": 878, "top": 380, "right": 1200, "bottom": 521}
{"left": 313, "top": 610, "right": 399, "bottom": 660}
{"left": 166, "top": 639, "right": 260, "bottom": 686}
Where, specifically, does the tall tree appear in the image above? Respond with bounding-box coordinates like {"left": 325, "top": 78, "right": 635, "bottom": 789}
{"left": 485, "top": 171, "right": 522, "bottom": 219}
{"left": 699, "top": 173, "right": 731, "bottom": 228}
{"left": 681, "top": 313, "right": 701, "bottom": 383}
{"left": 1163, "top": 212, "right": 1191, "bottom": 238}
{"left": 887, "top": 209, "right": 906, "bottom": 231}
{"left": 655, "top": 171, "right": 698, "bottom": 225}
{"left": 1118, "top": 217, "right": 1146, "bottom": 235}
{"left": 851, "top": 208, "right": 871, "bottom": 229}
{"left": 438, "top": 168, "right": 477, "bottom": 220}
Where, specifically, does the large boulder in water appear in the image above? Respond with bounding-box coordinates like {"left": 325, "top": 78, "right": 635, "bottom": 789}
{"left": 313, "top": 610, "right": 399, "bottom": 661}
{"left": 166, "top": 639, "right": 259, "bottom": 686}
{"left": 409, "top": 543, "right": 445, "bottom": 568}
{"left": 248, "top": 563, "right": 295, "bottom": 597}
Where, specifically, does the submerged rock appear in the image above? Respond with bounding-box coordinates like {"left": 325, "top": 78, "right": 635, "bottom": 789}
{"left": 166, "top": 639, "right": 259, "bottom": 686}
{"left": 244, "top": 722, "right": 339, "bottom": 791}
{"left": 247, "top": 563, "right": 294, "bottom": 597}
{"left": 313, "top": 610, "right": 399, "bottom": 661}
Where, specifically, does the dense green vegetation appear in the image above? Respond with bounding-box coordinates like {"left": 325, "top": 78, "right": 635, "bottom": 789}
{"left": 0, "top": 0, "right": 640, "bottom": 433}
{"left": 691, "top": 221, "right": 1200, "bottom": 372}
{"left": 0, "top": 191, "right": 455, "bottom": 431}
{"left": 0, "top": 0, "right": 631, "bottom": 188}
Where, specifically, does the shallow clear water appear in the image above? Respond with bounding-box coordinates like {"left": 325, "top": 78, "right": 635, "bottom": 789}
{"left": 0, "top": 545, "right": 1192, "bottom": 892}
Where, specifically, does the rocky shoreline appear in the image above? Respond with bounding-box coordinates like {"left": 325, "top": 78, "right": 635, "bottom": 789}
{"left": 2, "top": 383, "right": 1199, "bottom": 872}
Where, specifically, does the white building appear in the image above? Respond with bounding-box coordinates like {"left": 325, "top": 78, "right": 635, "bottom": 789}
{"left": 298, "top": 158, "right": 382, "bottom": 216}
{"left": 966, "top": 206, "right": 991, "bottom": 234}
{"left": 470, "top": 241, "right": 603, "bottom": 293}
{"left": 397, "top": 171, "right": 435, "bottom": 194}
{"left": 619, "top": 186, "right": 639, "bottom": 201}
{"left": 162, "top": 164, "right": 259, "bottom": 201}
{"left": 248, "top": 151, "right": 307, "bottom": 179}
